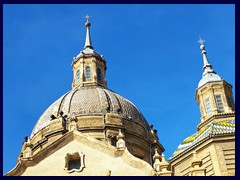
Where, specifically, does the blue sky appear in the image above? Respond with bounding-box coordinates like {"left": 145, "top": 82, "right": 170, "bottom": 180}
{"left": 3, "top": 4, "right": 235, "bottom": 174}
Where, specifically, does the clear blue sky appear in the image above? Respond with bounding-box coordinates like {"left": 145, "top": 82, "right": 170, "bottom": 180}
{"left": 3, "top": 4, "right": 235, "bottom": 174}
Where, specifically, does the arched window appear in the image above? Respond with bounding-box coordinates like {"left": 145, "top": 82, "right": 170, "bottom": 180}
{"left": 97, "top": 68, "right": 102, "bottom": 82}
{"left": 85, "top": 66, "right": 91, "bottom": 79}
{"left": 76, "top": 69, "right": 80, "bottom": 84}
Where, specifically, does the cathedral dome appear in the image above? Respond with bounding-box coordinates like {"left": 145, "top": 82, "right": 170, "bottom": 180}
{"left": 27, "top": 17, "right": 164, "bottom": 165}
{"left": 30, "top": 86, "right": 149, "bottom": 138}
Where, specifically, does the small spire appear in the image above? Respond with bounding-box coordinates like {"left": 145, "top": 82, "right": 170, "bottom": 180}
{"left": 197, "top": 37, "right": 215, "bottom": 75}
{"left": 117, "top": 129, "right": 124, "bottom": 140}
{"left": 153, "top": 149, "right": 161, "bottom": 160}
{"left": 197, "top": 37, "right": 222, "bottom": 88}
{"left": 116, "top": 129, "right": 126, "bottom": 150}
{"left": 153, "top": 149, "right": 161, "bottom": 172}
{"left": 83, "top": 14, "right": 93, "bottom": 49}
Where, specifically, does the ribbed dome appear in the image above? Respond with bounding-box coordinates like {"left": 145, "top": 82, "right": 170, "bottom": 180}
{"left": 30, "top": 86, "right": 149, "bottom": 138}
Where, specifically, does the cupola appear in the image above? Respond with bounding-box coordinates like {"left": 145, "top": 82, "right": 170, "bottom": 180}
{"left": 195, "top": 37, "right": 235, "bottom": 129}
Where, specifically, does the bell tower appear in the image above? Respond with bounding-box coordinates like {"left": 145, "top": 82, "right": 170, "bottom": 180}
{"left": 71, "top": 15, "right": 107, "bottom": 89}
{"left": 195, "top": 38, "right": 235, "bottom": 130}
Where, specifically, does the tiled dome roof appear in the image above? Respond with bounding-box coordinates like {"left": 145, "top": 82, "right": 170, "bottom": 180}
{"left": 30, "top": 86, "right": 149, "bottom": 138}
{"left": 170, "top": 119, "right": 235, "bottom": 159}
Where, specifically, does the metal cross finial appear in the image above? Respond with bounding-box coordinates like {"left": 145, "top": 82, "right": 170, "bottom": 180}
{"left": 84, "top": 14, "right": 91, "bottom": 22}
{"left": 197, "top": 36, "right": 205, "bottom": 45}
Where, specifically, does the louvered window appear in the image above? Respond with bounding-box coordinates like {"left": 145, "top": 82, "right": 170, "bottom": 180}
{"left": 227, "top": 95, "right": 233, "bottom": 108}
{"left": 76, "top": 69, "right": 80, "bottom": 84}
{"left": 205, "top": 97, "right": 212, "bottom": 116}
{"left": 215, "top": 95, "right": 224, "bottom": 113}
{"left": 97, "top": 68, "right": 102, "bottom": 82}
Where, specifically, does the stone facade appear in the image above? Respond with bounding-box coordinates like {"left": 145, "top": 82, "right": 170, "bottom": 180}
{"left": 6, "top": 131, "right": 155, "bottom": 176}
{"left": 169, "top": 135, "right": 235, "bottom": 176}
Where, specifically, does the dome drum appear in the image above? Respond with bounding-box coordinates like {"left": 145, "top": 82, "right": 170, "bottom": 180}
{"left": 28, "top": 113, "right": 161, "bottom": 164}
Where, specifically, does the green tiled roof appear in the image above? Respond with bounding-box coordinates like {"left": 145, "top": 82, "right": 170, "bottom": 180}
{"left": 170, "top": 119, "right": 235, "bottom": 158}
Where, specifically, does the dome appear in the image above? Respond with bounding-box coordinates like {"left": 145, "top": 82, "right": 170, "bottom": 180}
{"left": 30, "top": 86, "right": 149, "bottom": 138}
{"left": 170, "top": 119, "right": 235, "bottom": 159}
{"left": 27, "top": 19, "right": 164, "bottom": 165}
{"left": 198, "top": 72, "right": 222, "bottom": 88}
